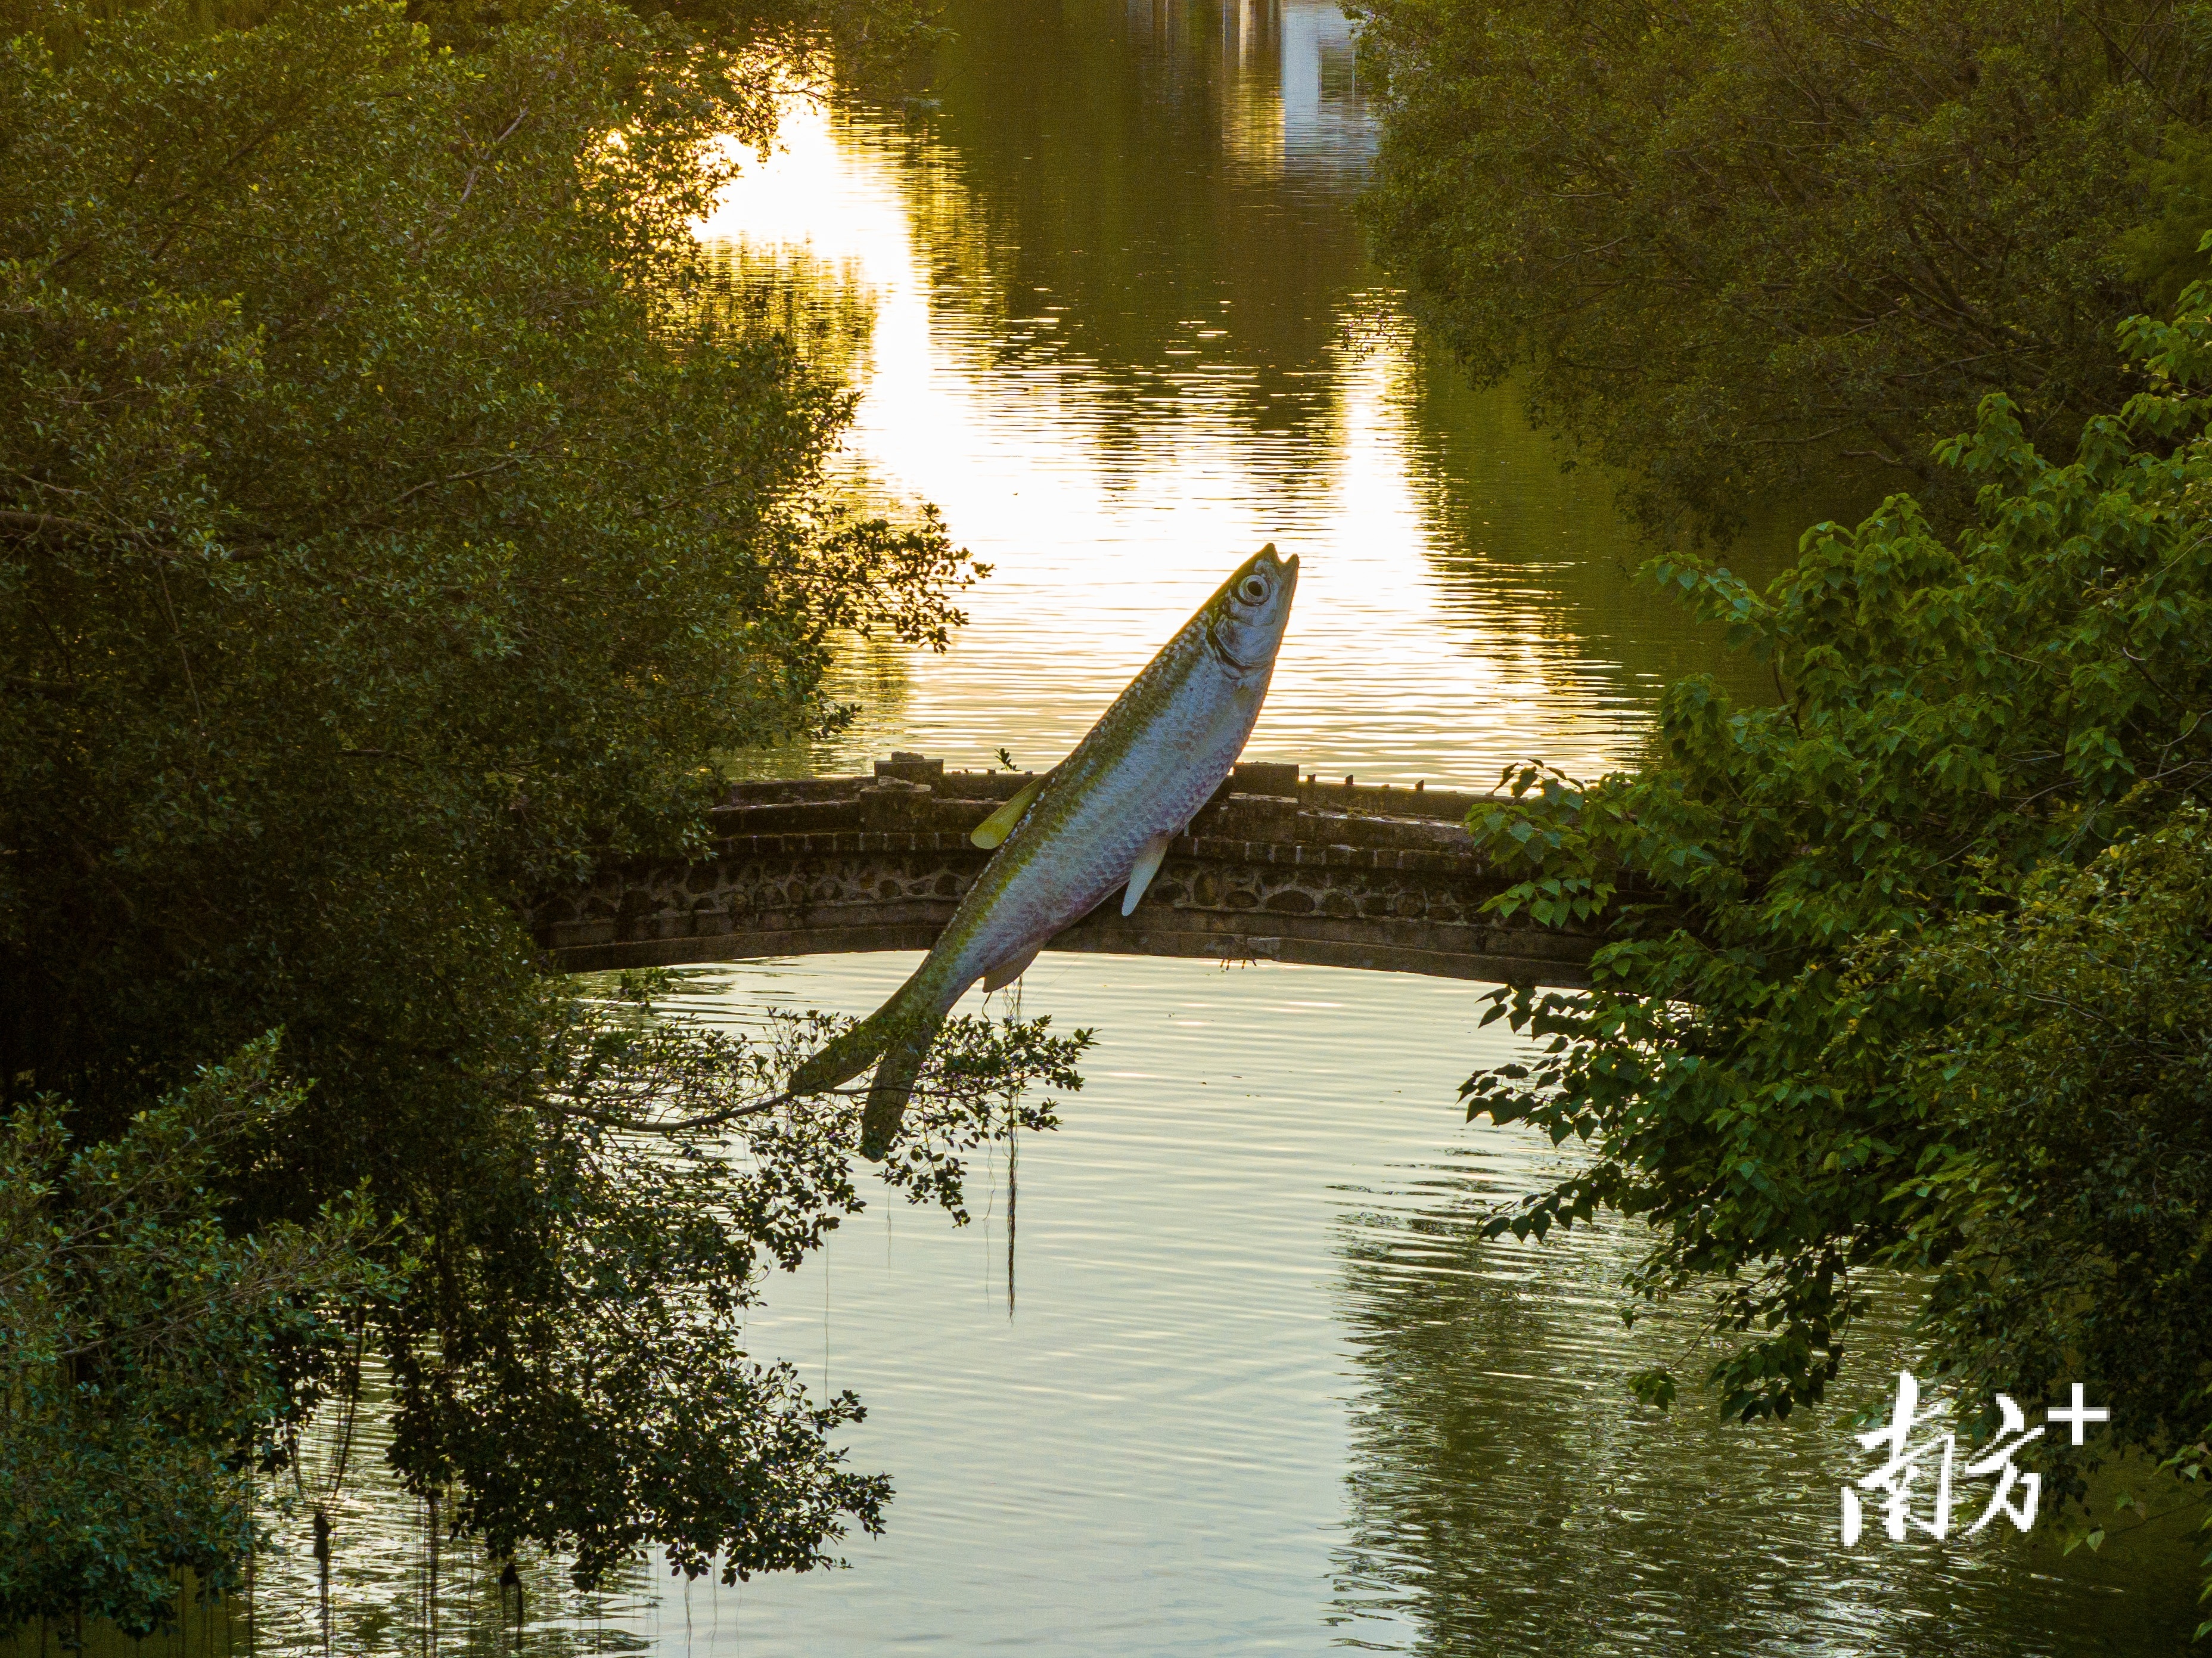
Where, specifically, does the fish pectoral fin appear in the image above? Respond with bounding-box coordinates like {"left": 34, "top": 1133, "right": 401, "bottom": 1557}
{"left": 981, "top": 944, "right": 1043, "bottom": 993}
{"left": 1121, "top": 830, "right": 1175, "bottom": 917}
{"left": 970, "top": 769, "right": 1054, "bottom": 849}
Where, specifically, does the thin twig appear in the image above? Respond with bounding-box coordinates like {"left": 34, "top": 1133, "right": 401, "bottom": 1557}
{"left": 152, "top": 560, "right": 206, "bottom": 732}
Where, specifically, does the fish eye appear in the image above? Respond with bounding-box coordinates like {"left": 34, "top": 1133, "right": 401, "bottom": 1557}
{"left": 1238, "top": 575, "right": 1269, "bottom": 603}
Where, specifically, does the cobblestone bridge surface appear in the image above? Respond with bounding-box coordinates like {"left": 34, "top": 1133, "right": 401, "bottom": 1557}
{"left": 532, "top": 755, "right": 1602, "bottom": 986}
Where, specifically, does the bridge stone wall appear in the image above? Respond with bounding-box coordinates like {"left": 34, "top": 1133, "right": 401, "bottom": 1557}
{"left": 531, "top": 756, "right": 1601, "bottom": 987}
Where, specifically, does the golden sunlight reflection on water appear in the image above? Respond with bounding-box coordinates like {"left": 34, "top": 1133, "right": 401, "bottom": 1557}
{"left": 696, "top": 85, "right": 1745, "bottom": 787}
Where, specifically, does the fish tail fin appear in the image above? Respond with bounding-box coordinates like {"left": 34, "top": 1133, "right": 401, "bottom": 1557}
{"left": 858, "top": 1013, "right": 947, "bottom": 1162}
{"left": 787, "top": 964, "right": 956, "bottom": 1159}
{"left": 785, "top": 1006, "right": 901, "bottom": 1099}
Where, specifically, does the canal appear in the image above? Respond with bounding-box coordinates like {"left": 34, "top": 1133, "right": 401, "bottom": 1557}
{"left": 218, "top": 1, "right": 2201, "bottom": 1651}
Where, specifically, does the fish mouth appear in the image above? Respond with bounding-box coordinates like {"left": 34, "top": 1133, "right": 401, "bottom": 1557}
{"left": 1242, "top": 544, "right": 1299, "bottom": 592}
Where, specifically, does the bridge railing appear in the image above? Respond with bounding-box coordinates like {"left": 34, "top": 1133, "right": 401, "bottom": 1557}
{"left": 531, "top": 754, "right": 1601, "bottom": 986}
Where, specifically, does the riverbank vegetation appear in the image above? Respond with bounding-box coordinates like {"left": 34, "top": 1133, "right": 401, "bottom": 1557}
{"left": 0, "top": 0, "right": 1087, "bottom": 1633}
{"left": 1458, "top": 260, "right": 2212, "bottom": 1610}
{"left": 1354, "top": 0, "right": 2212, "bottom": 543}
{"left": 1362, "top": 0, "right": 2212, "bottom": 1612}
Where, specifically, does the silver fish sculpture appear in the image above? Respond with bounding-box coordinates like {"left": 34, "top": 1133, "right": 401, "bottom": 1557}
{"left": 790, "top": 544, "right": 1300, "bottom": 1158}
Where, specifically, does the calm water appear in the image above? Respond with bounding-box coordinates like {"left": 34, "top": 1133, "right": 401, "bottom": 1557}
{"left": 216, "top": 957, "right": 2197, "bottom": 1656}
{"left": 123, "top": 2, "right": 2197, "bottom": 1652}
{"left": 654, "top": 958, "right": 2199, "bottom": 1657}
{"left": 697, "top": 0, "right": 1782, "bottom": 788}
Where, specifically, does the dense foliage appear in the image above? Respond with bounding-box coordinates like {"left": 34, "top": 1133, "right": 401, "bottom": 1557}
{"left": 0, "top": 1038, "right": 392, "bottom": 1634}
{"left": 0, "top": 0, "right": 974, "bottom": 1113}
{"left": 1, "top": 998, "right": 1088, "bottom": 1625}
{"left": 0, "top": 0, "right": 1081, "bottom": 1622}
{"left": 1354, "top": 0, "right": 2212, "bottom": 541}
{"left": 1891, "top": 816, "right": 2212, "bottom": 1488}
{"left": 1461, "top": 265, "right": 2211, "bottom": 1549}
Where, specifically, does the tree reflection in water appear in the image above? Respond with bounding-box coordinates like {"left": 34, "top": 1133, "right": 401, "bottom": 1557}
{"left": 1329, "top": 1151, "right": 2200, "bottom": 1656}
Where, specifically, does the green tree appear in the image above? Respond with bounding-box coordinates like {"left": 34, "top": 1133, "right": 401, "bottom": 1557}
{"left": 0, "top": 0, "right": 974, "bottom": 1119}
{"left": 1353, "top": 0, "right": 2212, "bottom": 541}
{"left": 1458, "top": 260, "right": 2212, "bottom": 1604}
{"left": 0, "top": 0, "right": 1082, "bottom": 1617}
{"left": 0, "top": 1036, "right": 392, "bottom": 1636}
{"left": 1890, "top": 815, "right": 2212, "bottom": 1505}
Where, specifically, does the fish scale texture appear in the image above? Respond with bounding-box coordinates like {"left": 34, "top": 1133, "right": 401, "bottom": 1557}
{"left": 789, "top": 549, "right": 1295, "bottom": 1153}
{"left": 957, "top": 633, "right": 1252, "bottom": 973}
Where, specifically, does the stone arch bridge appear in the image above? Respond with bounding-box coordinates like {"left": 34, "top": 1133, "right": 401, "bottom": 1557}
{"left": 531, "top": 755, "right": 1601, "bottom": 988}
